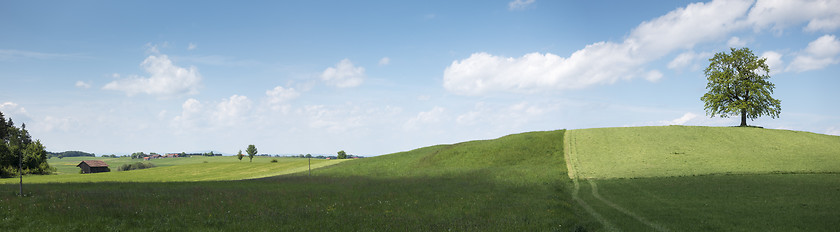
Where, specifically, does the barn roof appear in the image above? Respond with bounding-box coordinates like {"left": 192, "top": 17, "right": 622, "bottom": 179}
{"left": 78, "top": 160, "right": 109, "bottom": 167}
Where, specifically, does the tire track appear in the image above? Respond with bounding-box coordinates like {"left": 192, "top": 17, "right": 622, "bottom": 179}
{"left": 564, "top": 130, "right": 669, "bottom": 232}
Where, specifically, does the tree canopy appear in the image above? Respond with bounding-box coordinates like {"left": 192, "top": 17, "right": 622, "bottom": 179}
{"left": 0, "top": 110, "right": 53, "bottom": 177}
{"left": 701, "top": 47, "right": 781, "bottom": 127}
{"left": 246, "top": 145, "right": 257, "bottom": 162}
{"left": 337, "top": 150, "right": 347, "bottom": 159}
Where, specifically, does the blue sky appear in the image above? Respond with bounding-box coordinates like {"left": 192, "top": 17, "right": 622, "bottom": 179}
{"left": 1, "top": 0, "right": 839, "bottom": 156}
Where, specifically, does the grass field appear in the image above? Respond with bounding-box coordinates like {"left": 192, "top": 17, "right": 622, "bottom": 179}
{"left": 2, "top": 126, "right": 839, "bottom": 231}
{"left": 567, "top": 126, "right": 840, "bottom": 179}
{"left": 1, "top": 130, "right": 592, "bottom": 231}
{"left": 565, "top": 126, "right": 840, "bottom": 231}
{"left": 0, "top": 156, "right": 347, "bottom": 184}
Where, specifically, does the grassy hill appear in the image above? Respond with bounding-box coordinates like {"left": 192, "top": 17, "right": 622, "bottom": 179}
{"left": 566, "top": 126, "right": 840, "bottom": 179}
{"left": 565, "top": 126, "right": 840, "bottom": 231}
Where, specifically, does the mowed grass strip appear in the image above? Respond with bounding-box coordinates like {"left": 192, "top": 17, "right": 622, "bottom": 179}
{"left": 570, "top": 126, "right": 840, "bottom": 179}
{"left": 0, "top": 156, "right": 346, "bottom": 183}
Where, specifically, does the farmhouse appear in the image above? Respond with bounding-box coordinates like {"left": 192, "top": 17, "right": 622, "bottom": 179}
{"left": 77, "top": 160, "right": 110, "bottom": 174}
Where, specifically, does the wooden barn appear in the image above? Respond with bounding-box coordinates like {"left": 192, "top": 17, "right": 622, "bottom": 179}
{"left": 77, "top": 160, "right": 110, "bottom": 174}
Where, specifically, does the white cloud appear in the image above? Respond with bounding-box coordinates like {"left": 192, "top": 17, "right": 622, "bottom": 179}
{"left": 75, "top": 80, "right": 91, "bottom": 89}
{"left": 456, "top": 101, "right": 547, "bottom": 128}
{"left": 0, "top": 102, "right": 30, "bottom": 123}
{"left": 444, "top": 0, "right": 752, "bottom": 95}
{"left": 761, "top": 51, "right": 784, "bottom": 74}
{"left": 787, "top": 34, "right": 840, "bottom": 72}
{"left": 265, "top": 85, "right": 300, "bottom": 112}
{"left": 188, "top": 43, "right": 197, "bottom": 50}
{"left": 214, "top": 95, "right": 252, "bottom": 124}
{"left": 103, "top": 54, "right": 202, "bottom": 97}
{"left": 826, "top": 126, "right": 840, "bottom": 136}
{"left": 404, "top": 106, "right": 446, "bottom": 130}
{"left": 508, "top": 0, "right": 535, "bottom": 10}
{"left": 660, "top": 112, "right": 698, "bottom": 125}
{"left": 172, "top": 98, "right": 204, "bottom": 129}
{"left": 321, "top": 59, "right": 365, "bottom": 88}
{"left": 727, "top": 36, "right": 747, "bottom": 47}
{"left": 379, "top": 57, "right": 390, "bottom": 65}
{"left": 748, "top": 0, "right": 840, "bottom": 33}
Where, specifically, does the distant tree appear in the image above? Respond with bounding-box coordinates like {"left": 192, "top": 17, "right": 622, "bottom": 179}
{"left": 337, "top": 150, "right": 347, "bottom": 159}
{"left": 305, "top": 154, "right": 312, "bottom": 158}
{"left": 246, "top": 145, "right": 257, "bottom": 162}
{"left": 702, "top": 47, "right": 781, "bottom": 127}
{"left": 237, "top": 150, "right": 244, "bottom": 162}
{"left": 181, "top": 152, "right": 187, "bottom": 157}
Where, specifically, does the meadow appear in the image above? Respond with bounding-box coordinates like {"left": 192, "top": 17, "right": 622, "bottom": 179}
{"left": 0, "top": 156, "right": 347, "bottom": 183}
{"left": 2, "top": 126, "right": 839, "bottom": 231}
{"left": 1, "top": 130, "right": 591, "bottom": 231}
{"left": 565, "top": 126, "right": 840, "bottom": 231}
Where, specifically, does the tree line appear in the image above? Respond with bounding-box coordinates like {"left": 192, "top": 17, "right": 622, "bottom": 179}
{"left": 0, "top": 111, "right": 53, "bottom": 178}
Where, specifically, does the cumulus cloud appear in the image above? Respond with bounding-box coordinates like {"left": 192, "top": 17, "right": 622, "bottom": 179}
{"left": 321, "top": 59, "right": 365, "bottom": 88}
{"left": 748, "top": 0, "right": 840, "bottom": 33}
{"left": 404, "top": 106, "right": 446, "bottom": 130}
{"left": 787, "top": 34, "right": 840, "bottom": 72}
{"left": 727, "top": 36, "right": 747, "bottom": 47}
{"left": 761, "top": 51, "right": 784, "bottom": 74}
{"left": 508, "top": 0, "right": 535, "bottom": 10}
{"left": 660, "top": 112, "right": 698, "bottom": 125}
{"left": 0, "top": 102, "right": 30, "bottom": 122}
{"left": 103, "top": 54, "right": 202, "bottom": 97}
{"left": 214, "top": 95, "right": 252, "bottom": 124}
{"left": 75, "top": 81, "right": 91, "bottom": 89}
{"left": 265, "top": 85, "right": 300, "bottom": 112}
{"left": 379, "top": 57, "right": 390, "bottom": 65}
{"left": 444, "top": 0, "right": 752, "bottom": 95}
{"left": 667, "top": 51, "right": 713, "bottom": 71}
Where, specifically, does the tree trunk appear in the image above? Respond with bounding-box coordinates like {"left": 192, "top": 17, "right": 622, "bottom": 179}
{"left": 740, "top": 108, "right": 747, "bottom": 127}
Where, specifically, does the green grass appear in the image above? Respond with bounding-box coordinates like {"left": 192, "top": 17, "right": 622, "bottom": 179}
{"left": 567, "top": 126, "right": 840, "bottom": 179}
{"left": 579, "top": 174, "right": 840, "bottom": 231}
{"left": 1, "top": 129, "right": 591, "bottom": 231}
{"left": 0, "top": 156, "right": 347, "bottom": 183}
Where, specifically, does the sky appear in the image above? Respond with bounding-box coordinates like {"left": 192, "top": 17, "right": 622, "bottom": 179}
{"left": 1, "top": 0, "right": 839, "bottom": 156}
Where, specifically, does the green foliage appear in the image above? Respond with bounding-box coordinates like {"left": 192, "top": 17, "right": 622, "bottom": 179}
{"left": 0, "top": 111, "right": 52, "bottom": 177}
{"left": 118, "top": 162, "right": 156, "bottom": 171}
{"left": 246, "top": 145, "right": 257, "bottom": 162}
{"left": 336, "top": 150, "right": 347, "bottom": 159}
{"left": 568, "top": 126, "right": 840, "bottom": 179}
{"left": 270, "top": 159, "right": 278, "bottom": 163}
{"left": 47, "top": 150, "right": 95, "bottom": 158}
{"left": 701, "top": 47, "right": 781, "bottom": 127}
{"left": 237, "top": 150, "right": 244, "bottom": 162}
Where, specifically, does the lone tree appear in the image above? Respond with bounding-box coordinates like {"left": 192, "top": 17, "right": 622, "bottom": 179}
{"left": 246, "top": 145, "right": 257, "bottom": 162}
{"left": 701, "top": 47, "right": 781, "bottom": 127}
{"left": 337, "top": 150, "right": 347, "bottom": 159}
{"left": 236, "top": 150, "right": 244, "bottom": 162}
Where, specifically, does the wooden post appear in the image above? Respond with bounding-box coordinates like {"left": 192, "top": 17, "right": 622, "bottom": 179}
{"left": 19, "top": 149, "right": 22, "bottom": 196}
{"left": 308, "top": 157, "right": 311, "bottom": 177}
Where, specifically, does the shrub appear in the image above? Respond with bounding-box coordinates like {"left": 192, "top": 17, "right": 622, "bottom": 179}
{"left": 270, "top": 159, "right": 278, "bottom": 163}
{"left": 118, "top": 162, "right": 155, "bottom": 171}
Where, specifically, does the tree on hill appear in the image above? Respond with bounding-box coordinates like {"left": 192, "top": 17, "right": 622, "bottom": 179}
{"left": 237, "top": 150, "right": 244, "bottom": 162}
{"left": 337, "top": 150, "right": 347, "bottom": 159}
{"left": 701, "top": 47, "right": 781, "bottom": 127}
{"left": 246, "top": 145, "right": 257, "bottom": 162}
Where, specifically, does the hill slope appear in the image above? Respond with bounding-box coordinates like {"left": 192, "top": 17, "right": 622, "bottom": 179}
{"left": 566, "top": 126, "right": 840, "bottom": 179}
